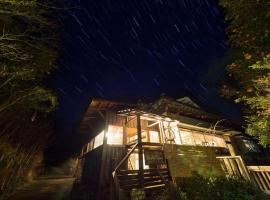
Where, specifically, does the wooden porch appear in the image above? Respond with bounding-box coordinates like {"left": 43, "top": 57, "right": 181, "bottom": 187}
{"left": 217, "top": 156, "right": 270, "bottom": 194}
{"left": 111, "top": 140, "right": 171, "bottom": 199}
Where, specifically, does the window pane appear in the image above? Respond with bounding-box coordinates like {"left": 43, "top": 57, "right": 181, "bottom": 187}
{"left": 192, "top": 132, "right": 206, "bottom": 146}
{"left": 243, "top": 139, "right": 261, "bottom": 153}
{"left": 163, "top": 122, "right": 181, "bottom": 144}
{"left": 142, "top": 131, "right": 148, "bottom": 142}
{"left": 107, "top": 125, "right": 123, "bottom": 145}
{"left": 149, "top": 131, "right": 160, "bottom": 143}
{"left": 94, "top": 131, "right": 104, "bottom": 149}
{"left": 204, "top": 134, "right": 226, "bottom": 147}
{"left": 128, "top": 153, "right": 149, "bottom": 170}
{"left": 213, "top": 136, "right": 227, "bottom": 148}
{"left": 180, "top": 130, "right": 195, "bottom": 145}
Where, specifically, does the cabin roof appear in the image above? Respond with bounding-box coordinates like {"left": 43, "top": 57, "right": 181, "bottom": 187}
{"left": 176, "top": 97, "right": 201, "bottom": 109}
{"left": 88, "top": 98, "right": 134, "bottom": 110}
{"left": 78, "top": 96, "right": 239, "bottom": 136}
{"left": 78, "top": 98, "right": 134, "bottom": 134}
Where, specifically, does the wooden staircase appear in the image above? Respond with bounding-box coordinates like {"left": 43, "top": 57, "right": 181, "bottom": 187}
{"left": 113, "top": 168, "right": 171, "bottom": 199}
{"left": 116, "top": 168, "right": 171, "bottom": 190}
{"left": 111, "top": 143, "right": 172, "bottom": 199}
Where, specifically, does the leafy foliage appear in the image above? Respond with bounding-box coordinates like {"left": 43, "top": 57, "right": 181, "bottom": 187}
{"left": 0, "top": 0, "right": 59, "bottom": 113}
{"left": 0, "top": 0, "right": 59, "bottom": 195}
{"left": 152, "top": 173, "right": 270, "bottom": 200}
{"left": 219, "top": 0, "right": 270, "bottom": 146}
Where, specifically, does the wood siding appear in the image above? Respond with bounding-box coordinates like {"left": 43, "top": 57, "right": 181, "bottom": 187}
{"left": 164, "top": 144, "right": 229, "bottom": 178}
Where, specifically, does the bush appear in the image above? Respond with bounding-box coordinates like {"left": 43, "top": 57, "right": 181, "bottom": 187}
{"left": 151, "top": 173, "right": 270, "bottom": 200}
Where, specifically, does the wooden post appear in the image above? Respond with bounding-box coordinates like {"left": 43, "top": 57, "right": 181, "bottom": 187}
{"left": 97, "top": 111, "right": 109, "bottom": 200}
{"left": 137, "top": 114, "right": 144, "bottom": 188}
{"left": 159, "top": 122, "right": 164, "bottom": 144}
{"left": 123, "top": 116, "right": 128, "bottom": 145}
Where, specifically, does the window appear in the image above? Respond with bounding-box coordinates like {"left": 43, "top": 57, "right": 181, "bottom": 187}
{"left": 149, "top": 131, "right": 160, "bottom": 143}
{"left": 107, "top": 125, "right": 123, "bottom": 145}
{"left": 192, "top": 132, "right": 206, "bottom": 146}
{"left": 128, "top": 153, "right": 149, "bottom": 170}
{"left": 204, "top": 134, "right": 216, "bottom": 146}
{"left": 213, "top": 136, "right": 227, "bottom": 148}
{"left": 163, "top": 122, "right": 181, "bottom": 144}
{"left": 179, "top": 130, "right": 195, "bottom": 145}
{"left": 178, "top": 129, "right": 227, "bottom": 148}
{"left": 243, "top": 139, "right": 261, "bottom": 153}
{"left": 93, "top": 131, "right": 104, "bottom": 149}
{"left": 126, "top": 127, "right": 148, "bottom": 144}
{"left": 204, "top": 134, "right": 227, "bottom": 147}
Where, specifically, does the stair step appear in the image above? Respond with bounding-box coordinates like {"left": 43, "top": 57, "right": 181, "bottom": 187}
{"left": 117, "top": 170, "right": 169, "bottom": 176}
{"left": 117, "top": 168, "right": 169, "bottom": 174}
{"left": 119, "top": 176, "right": 169, "bottom": 187}
{"left": 145, "top": 183, "right": 166, "bottom": 189}
{"left": 115, "top": 168, "right": 171, "bottom": 191}
{"left": 120, "top": 181, "right": 167, "bottom": 190}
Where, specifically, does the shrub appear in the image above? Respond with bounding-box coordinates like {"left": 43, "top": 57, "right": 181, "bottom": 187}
{"left": 151, "top": 173, "right": 270, "bottom": 200}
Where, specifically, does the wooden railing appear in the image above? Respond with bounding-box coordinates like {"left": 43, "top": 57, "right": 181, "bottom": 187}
{"left": 112, "top": 142, "right": 171, "bottom": 199}
{"left": 216, "top": 156, "right": 250, "bottom": 181}
{"left": 217, "top": 156, "right": 270, "bottom": 194}
{"left": 112, "top": 143, "right": 138, "bottom": 199}
{"left": 248, "top": 166, "right": 270, "bottom": 193}
{"left": 115, "top": 168, "right": 170, "bottom": 190}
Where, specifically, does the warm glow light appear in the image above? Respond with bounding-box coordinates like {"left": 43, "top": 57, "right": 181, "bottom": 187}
{"left": 107, "top": 125, "right": 123, "bottom": 145}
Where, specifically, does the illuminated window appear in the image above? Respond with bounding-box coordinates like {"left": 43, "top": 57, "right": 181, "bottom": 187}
{"left": 163, "top": 122, "right": 181, "bottom": 144}
{"left": 192, "top": 132, "right": 206, "bottom": 146}
{"left": 142, "top": 131, "right": 148, "bottom": 142}
{"left": 107, "top": 125, "right": 123, "bottom": 145}
{"left": 126, "top": 127, "right": 147, "bottom": 143}
{"left": 203, "top": 134, "right": 215, "bottom": 146}
{"left": 212, "top": 136, "right": 227, "bottom": 148}
{"left": 128, "top": 153, "right": 149, "bottom": 170}
{"left": 174, "top": 131, "right": 182, "bottom": 145}
{"left": 93, "top": 131, "right": 104, "bottom": 149}
{"left": 204, "top": 134, "right": 227, "bottom": 147}
{"left": 149, "top": 131, "right": 160, "bottom": 143}
{"left": 178, "top": 128, "right": 227, "bottom": 148}
{"left": 180, "top": 130, "right": 195, "bottom": 145}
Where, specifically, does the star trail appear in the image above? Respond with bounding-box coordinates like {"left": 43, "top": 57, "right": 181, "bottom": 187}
{"left": 51, "top": 0, "right": 242, "bottom": 131}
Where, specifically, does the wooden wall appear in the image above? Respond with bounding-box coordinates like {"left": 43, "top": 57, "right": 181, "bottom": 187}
{"left": 164, "top": 144, "right": 229, "bottom": 178}
{"left": 81, "top": 145, "right": 103, "bottom": 200}
{"left": 81, "top": 145, "right": 127, "bottom": 199}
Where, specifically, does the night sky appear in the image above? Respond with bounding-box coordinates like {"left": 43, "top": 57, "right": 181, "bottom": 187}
{"left": 51, "top": 0, "right": 242, "bottom": 133}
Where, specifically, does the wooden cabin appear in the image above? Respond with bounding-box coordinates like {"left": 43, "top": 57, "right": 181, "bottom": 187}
{"left": 76, "top": 96, "right": 270, "bottom": 199}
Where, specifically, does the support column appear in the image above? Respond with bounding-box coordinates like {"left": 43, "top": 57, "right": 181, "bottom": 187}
{"left": 97, "top": 111, "right": 109, "bottom": 200}
{"left": 137, "top": 114, "right": 144, "bottom": 188}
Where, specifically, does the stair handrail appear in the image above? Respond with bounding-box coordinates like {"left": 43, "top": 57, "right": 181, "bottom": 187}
{"left": 113, "top": 142, "right": 138, "bottom": 173}
{"left": 112, "top": 142, "right": 138, "bottom": 200}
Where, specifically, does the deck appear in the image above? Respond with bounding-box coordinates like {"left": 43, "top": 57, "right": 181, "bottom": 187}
{"left": 217, "top": 156, "right": 270, "bottom": 194}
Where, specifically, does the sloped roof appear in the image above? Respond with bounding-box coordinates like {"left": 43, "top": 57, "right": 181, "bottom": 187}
{"left": 176, "top": 97, "right": 200, "bottom": 109}
{"left": 78, "top": 96, "right": 237, "bottom": 136}
{"left": 149, "top": 96, "right": 221, "bottom": 122}
{"left": 78, "top": 99, "right": 134, "bottom": 134}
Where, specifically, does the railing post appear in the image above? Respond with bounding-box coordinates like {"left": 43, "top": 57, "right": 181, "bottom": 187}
{"left": 137, "top": 114, "right": 144, "bottom": 188}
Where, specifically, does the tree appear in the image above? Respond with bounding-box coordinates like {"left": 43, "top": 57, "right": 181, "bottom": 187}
{"left": 219, "top": 0, "right": 270, "bottom": 146}
{"left": 0, "top": 0, "right": 59, "bottom": 195}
